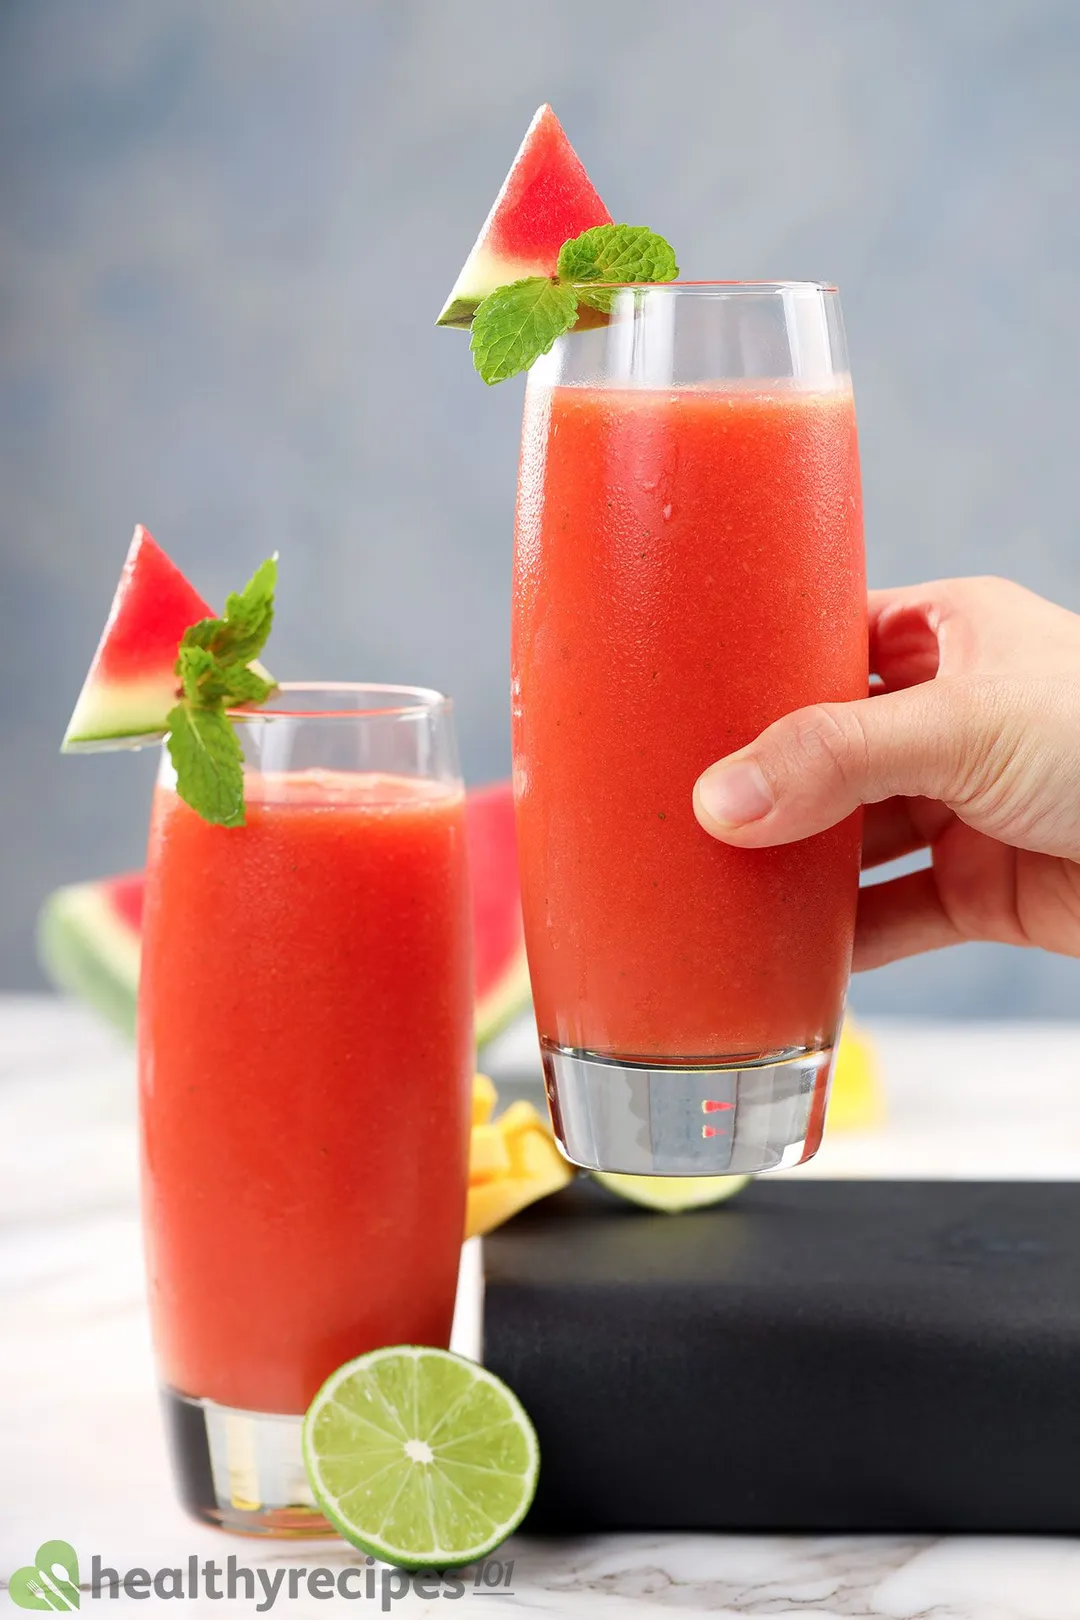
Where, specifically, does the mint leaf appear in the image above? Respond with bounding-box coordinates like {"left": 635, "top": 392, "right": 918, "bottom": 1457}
{"left": 177, "top": 644, "right": 275, "bottom": 709}
{"left": 165, "top": 553, "right": 279, "bottom": 825}
{"left": 463, "top": 225, "right": 680, "bottom": 381}
{"left": 176, "top": 643, "right": 220, "bottom": 705}
{"left": 178, "top": 555, "right": 277, "bottom": 679}
{"left": 470, "top": 277, "right": 579, "bottom": 385}
{"left": 180, "top": 616, "right": 225, "bottom": 653}
{"left": 558, "top": 224, "right": 679, "bottom": 312}
{"left": 220, "top": 665, "right": 276, "bottom": 707}
{"left": 219, "top": 554, "right": 277, "bottom": 666}
{"left": 166, "top": 703, "right": 246, "bottom": 828}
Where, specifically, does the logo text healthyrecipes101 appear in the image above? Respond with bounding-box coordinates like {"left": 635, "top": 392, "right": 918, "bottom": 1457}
{"left": 8, "top": 1541, "right": 516, "bottom": 1612}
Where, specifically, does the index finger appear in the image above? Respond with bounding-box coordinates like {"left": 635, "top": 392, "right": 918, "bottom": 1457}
{"left": 867, "top": 584, "right": 945, "bottom": 689}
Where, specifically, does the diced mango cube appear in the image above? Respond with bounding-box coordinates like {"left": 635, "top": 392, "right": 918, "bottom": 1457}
{"left": 467, "top": 1177, "right": 547, "bottom": 1239}
{"left": 472, "top": 1072, "right": 498, "bottom": 1127}
{"left": 469, "top": 1123, "right": 514, "bottom": 1184}
{"left": 493, "top": 1099, "right": 543, "bottom": 1139}
{"left": 506, "top": 1117, "right": 566, "bottom": 1181}
{"left": 464, "top": 1093, "right": 575, "bottom": 1239}
{"left": 829, "top": 1021, "right": 884, "bottom": 1132}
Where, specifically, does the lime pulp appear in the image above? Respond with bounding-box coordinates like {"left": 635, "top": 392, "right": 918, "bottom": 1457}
{"left": 302, "top": 1345, "right": 539, "bottom": 1570}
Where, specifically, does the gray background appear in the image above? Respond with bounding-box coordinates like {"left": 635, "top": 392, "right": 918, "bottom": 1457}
{"left": 3, "top": 0, "right": 1079, "bottom": 1015}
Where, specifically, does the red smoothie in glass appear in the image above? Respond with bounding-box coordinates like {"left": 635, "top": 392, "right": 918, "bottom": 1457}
{"left": 138, "top": 770, "right": 473, "bottom": 1415}
{"left": 513, "top": 382, "right": 867, "bottom": 1062}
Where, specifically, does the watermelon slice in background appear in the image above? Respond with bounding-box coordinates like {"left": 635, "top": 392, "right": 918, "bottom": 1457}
{"left": 62, "top": 526, "right": 214, "bottom": 751}
{"left": 37, "top": 873, "right": 145, "bottom": 1039}
{"left": 465, "top": 781, "right": 532, "bottom": 1041}
{"left": 436, "top": 104, "right": 613, "bottom": 330}
{"left": 37, "top": 781, "right": 531, "bottom": 1049}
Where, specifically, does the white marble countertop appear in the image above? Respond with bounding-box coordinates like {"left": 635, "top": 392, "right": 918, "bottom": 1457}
{"left": 3, "top": 995, "right": 1080, "bottom": 1618}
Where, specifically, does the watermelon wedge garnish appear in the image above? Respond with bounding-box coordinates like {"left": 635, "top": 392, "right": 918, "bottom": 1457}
{"left": 63, "top": 526, "right": 211, "bottom": 751}
{"left": 62, "top": 525, "right": 272, "bottom": 753}
{"left": 37, "top": 781, "right": 531, "bottom": 1048}
{"left": 436, "top": 104, "right": 612, "bottom": 331}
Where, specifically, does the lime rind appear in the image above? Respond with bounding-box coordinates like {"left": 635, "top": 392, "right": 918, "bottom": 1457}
{"left": 302, "top": 1345, "right": 539, "bottom": 1570}
{"left": 593, "top": 1170, "right": 751, "bottom": 1212}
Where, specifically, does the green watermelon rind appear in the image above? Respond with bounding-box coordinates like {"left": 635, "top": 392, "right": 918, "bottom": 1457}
{"left": 37, "top": 882, "right": 140, "bottom": 1038}
{"left": 437, "top": 250, "right": 558, "bottom": 330}
{"left": 475, "top": 944, "right": 532, "bottom": 1049}
{"left": 62, "top": 661, "right": 276, "bottom": 753}
{"left": 62, "top": 674, "right": 180, "bottom": 752}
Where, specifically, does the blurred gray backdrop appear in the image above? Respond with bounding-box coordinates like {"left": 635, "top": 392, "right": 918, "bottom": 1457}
{"left": 3, "top": 0, "right": 1079, "bottom": 1015}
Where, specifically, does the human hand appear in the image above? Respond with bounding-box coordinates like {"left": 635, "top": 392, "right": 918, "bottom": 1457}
{"left": 693, "top": 577, "right": 1080, "bottom": 968}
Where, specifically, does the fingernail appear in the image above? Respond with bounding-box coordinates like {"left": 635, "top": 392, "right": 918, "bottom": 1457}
{"left": 696, "top": 761, "right": 774, "bottom": 827}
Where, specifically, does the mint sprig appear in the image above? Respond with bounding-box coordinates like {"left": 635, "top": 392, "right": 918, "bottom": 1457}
{"left": 470, "top": 278, "right": 580, "bottom": 386}
{"left": 166, "top": 704, "right": 246, "bottom": 828}
{"left": 166, "top": 555, "right": 279, "bottom": 827}
{"left": 556, "top": 224, "right": 679, "bottom": 313}
{"left": 469, "top": 224, "right": 678, "bottom": 385}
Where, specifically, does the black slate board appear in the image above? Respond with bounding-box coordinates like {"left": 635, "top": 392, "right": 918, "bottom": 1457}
{"left": 482, "top": 1178, "right": 1080, "bottom": 1533}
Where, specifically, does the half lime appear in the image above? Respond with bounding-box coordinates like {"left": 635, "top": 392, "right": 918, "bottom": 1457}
{"left": 593, "top": 1170, "right": 750, "bottom": 1211}
{"left": 302, "top": 1345, "right": 539, "bottom": 1569}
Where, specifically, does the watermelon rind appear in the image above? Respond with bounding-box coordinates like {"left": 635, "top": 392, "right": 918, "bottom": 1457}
{"left": 62, "top": 659, "right": 275, "bottom": 753}
{"left": 475, "top": 945, "right": 532, "bottom": 1050}
{"left": 62, "top": 673, "right": 187, "bottom": 753}
{"left": 37, "top": 881, "right": 140, "bottom": 1038}
{"left": 438, "top": 246, "right": 557, "bottom": 331}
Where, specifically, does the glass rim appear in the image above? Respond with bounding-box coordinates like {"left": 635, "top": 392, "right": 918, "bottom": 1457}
{"left": 227, "top": 681, "right": 451, "bottom": 723}
{"left": 583, "top": 279, "right": 838, "bottom": 294}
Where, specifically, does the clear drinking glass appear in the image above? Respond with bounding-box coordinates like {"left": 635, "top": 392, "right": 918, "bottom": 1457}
{"left": 512, "top": 284, "right": 867, "bottom": 1176}
{"left": 138, "top": 684, "right": 473, "bottom": 1534}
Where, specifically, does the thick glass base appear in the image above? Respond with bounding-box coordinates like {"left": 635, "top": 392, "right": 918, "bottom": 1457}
{"left": 541, "top": 1041, "right": 834, "bottom": 1175}
{"left": 161, "top": 1387, "right": 330, "bottom": 1537}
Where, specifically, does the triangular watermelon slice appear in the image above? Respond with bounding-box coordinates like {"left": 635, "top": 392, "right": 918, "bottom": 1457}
{"left": 436, "top": 104, "right": 613, "bottom": 330}
{"left": 63, "top": 526, "right": 273, "bottom": 752}
{"left": 37, "top": 781, "right": 531, "bottom": 1048}
{"left": 62, "top": 526, "right": 214, "bottom": 751}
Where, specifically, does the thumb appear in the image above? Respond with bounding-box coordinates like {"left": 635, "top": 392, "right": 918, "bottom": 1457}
{"left": 693, "top": 680, "right": 1000, "bottom": 846}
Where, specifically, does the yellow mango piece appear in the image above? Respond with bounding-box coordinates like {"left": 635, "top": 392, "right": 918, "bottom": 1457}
{"left": 494, "top": 1098, "right": 545, "bottom": 1139}
{"left": 467, "top": 1177, "right": 544, "bottom": 1239}
{"left": 464, "top": 1099, "right": 575, "bottom": 1239}
{"left": 829, "top": 1020, "right": 884, "bottom": 1132}
{"left": 465, "top": 1148, "right": 575, "bottom": 1238}
{"left": 468, "top": 1122, "right": 514, "bottom": 1184}
{"left": 506, "top": 1119, "right": 566, "bottom": 1181}
{"left": 472, "top": 1072, "right": 498, "bottom": 1127}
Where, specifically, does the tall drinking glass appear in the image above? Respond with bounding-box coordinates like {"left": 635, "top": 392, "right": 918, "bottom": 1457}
{"left": 138, "top": 684, "right": 474, "bottom": 1534}
{"left": 513, "top": 284, "right": 867, "bottom": 1176}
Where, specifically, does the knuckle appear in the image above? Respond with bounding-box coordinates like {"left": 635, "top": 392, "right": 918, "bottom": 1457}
{"left": 944, "top": 675, "right": 1047, "bottom": 809}
{"left": 786, "top": 703, "right": 869, "bottom": 787}
{"left": 948, "top": 574, "right": 1038, "bottom": 616}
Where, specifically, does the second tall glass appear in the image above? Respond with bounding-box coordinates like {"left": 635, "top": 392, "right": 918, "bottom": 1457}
{"left": 139, "top": 684, "right": 474, "bottom": 1534}
{"left": 512, "top": 283, "right": 867, "bottom": 1176}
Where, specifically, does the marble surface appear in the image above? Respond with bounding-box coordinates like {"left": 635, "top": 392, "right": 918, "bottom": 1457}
{"left": 4, "top": 995, "right": 1080, "bottom": 1617}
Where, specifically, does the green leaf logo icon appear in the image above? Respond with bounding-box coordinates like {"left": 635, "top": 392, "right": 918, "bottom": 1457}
{"left": 9, "top": 1541, "right": 80, "bottom": 1610}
